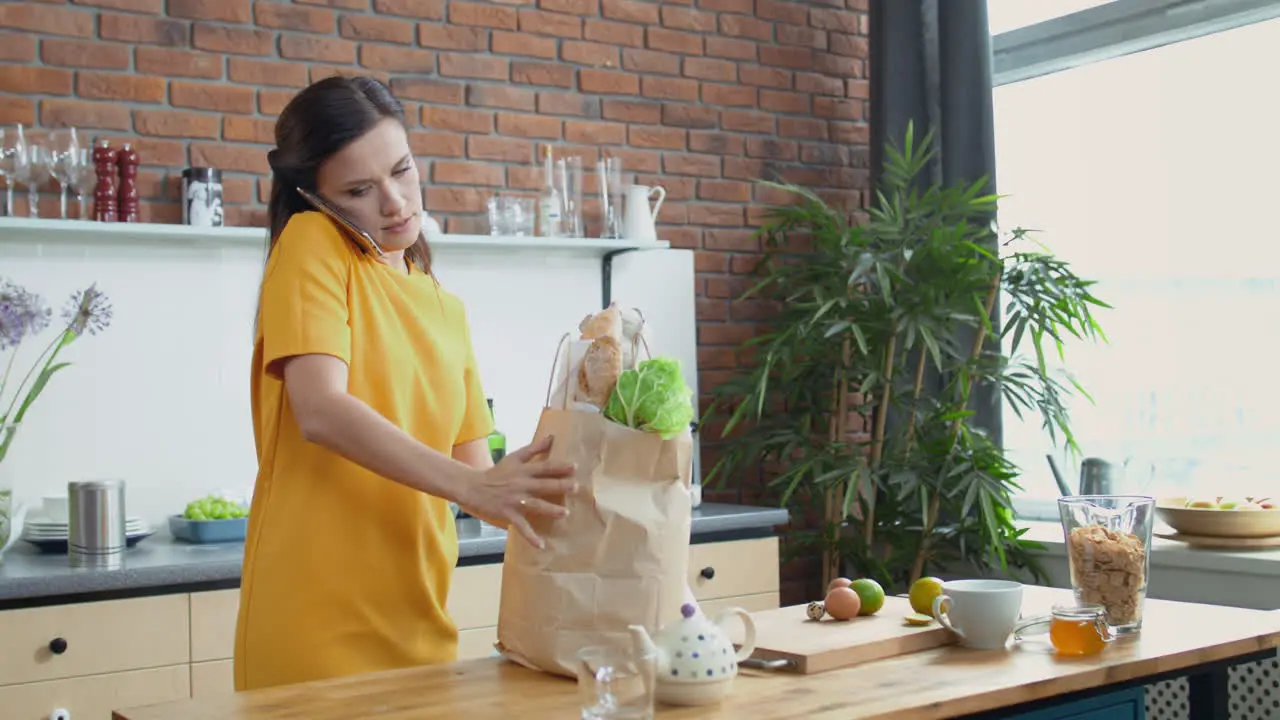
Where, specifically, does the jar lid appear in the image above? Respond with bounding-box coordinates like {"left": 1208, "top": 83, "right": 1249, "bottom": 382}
{"left": 1051, "top": 603, "right": 1107, "bottom": 620}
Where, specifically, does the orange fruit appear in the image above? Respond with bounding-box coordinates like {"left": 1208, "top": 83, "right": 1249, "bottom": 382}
{"left": 849, "top": 578, "right": 885, "bottom": 616}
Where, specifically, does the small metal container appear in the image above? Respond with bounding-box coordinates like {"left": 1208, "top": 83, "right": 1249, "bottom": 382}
{"left": 181, "top": 167, "right": 224, "bottom": 227}
{"left": 68, "top": 479, "right": 127, "bottom": 569}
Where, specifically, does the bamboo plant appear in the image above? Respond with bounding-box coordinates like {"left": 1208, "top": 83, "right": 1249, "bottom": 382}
{"left": 702, "top": 123, "right": 1108, "bottom": 593}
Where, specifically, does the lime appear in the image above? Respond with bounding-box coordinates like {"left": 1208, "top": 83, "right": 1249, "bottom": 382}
{"left": 909, "top": 576, "right": 945, "bottom": 616}
{"left": 849, "top": 578, "right": 885, "bottom": 616}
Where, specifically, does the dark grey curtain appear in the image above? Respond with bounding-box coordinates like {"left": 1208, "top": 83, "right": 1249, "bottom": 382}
{"left": 869, "top": 0, "right": 1003, "bottom": 448}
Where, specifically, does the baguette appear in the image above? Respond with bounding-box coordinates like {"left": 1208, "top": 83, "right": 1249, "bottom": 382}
{"left": 579, "top": 303, "right": 623, "bottom": 343}
{"left": 577, "top": 335, "right": 623, "bottom": 409}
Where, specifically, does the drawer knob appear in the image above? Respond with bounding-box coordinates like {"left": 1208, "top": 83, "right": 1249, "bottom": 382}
{"left": 700, "top": 566, "right": 715, "bottom": 580}
{"left": 48, "top": 637, "right": 68, "bottom": 655}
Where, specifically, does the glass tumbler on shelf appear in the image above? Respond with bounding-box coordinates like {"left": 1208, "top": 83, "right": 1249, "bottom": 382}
{"left": 68, "top": 145, "right": 94, "bottom": 220}
{"left": 1057, "top": 494, "right": 1155, "bottom": 635}
{"left": 486, "top": 194, "right": 535, "bottom": 237}
{"left": 559, "top": 155, "right": 583, "bottom": 238}
{"left": 598, "top": 156, "right": 624, "bottom": 239}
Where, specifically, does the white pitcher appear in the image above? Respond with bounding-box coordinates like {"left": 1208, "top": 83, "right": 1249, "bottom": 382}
{"left": 624, "top": 184, "right": 665, "bottom": 242}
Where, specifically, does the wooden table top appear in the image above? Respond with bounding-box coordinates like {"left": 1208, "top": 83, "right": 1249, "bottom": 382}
{"left": 114, "top": 586, "right": 1280, "bottom": 720}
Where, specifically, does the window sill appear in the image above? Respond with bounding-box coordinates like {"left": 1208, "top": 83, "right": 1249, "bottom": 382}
{"left": 1019, "top": 520, "right": 1280, "bottom": 579}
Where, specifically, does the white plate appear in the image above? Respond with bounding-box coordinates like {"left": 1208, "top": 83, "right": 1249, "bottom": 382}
{"left": 26, "top": 520, "right": 146, "bottom": 529}
{"left": 24, "top": 523, "right": 148, "bottom": 539}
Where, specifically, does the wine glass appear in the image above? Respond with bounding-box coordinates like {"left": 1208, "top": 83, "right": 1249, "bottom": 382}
{"left": 48, "top": 128, "right": 81, "bottom": 219}
{"left": 0, "top": 124, "right": 23, "bottom": 217}
{"left": 13, "top": 132, "right": 51, "bottom": 218}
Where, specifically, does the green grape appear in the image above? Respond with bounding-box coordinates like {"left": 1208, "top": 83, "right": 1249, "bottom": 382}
{"left": 183, "top": 494, "right": 249, "bottom": 521}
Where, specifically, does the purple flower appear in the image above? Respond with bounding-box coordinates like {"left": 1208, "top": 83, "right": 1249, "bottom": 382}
{"left": 0, "top": 279, "right": 51, "bottom": 352}
{"left": 62, "top": 284, "right": 112, "bottom": 337}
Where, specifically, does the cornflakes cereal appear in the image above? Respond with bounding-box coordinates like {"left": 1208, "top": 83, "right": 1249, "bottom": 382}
{"left": 1065, "top": 525, "right": 1147, "bottom": 625}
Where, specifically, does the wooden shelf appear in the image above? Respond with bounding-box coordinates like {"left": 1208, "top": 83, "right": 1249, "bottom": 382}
{"left": 0, "top": 217, "right": 668, "bottom": 255}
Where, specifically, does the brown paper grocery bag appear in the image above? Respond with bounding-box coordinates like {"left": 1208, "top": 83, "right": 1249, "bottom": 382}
{"left": 494, "top": 336, "right": 693, "bottom": 678}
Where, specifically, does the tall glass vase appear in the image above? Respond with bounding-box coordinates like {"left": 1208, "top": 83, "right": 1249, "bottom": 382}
{"left": 0, "top": 422, "right": 26, "bottom": 562}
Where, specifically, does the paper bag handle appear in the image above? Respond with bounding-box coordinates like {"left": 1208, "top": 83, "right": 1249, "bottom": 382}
{"left": 543, "top": 331, "right": 573, "bottom": 409}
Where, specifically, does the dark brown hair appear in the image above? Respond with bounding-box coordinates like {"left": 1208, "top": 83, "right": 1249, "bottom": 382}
{"left": 265, "top": 75, "right": 432, "bottom": 274}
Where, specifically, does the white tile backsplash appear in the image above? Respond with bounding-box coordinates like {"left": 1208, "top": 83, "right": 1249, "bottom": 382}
{"left": 1, "top": 235, "right": 695, "bottom": 525}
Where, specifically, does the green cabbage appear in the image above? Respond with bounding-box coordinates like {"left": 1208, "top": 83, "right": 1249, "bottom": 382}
{"left": 603, "top": 356, "right": 695, "bottom": 439}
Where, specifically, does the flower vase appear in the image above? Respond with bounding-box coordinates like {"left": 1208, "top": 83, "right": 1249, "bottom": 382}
{"left": 0, "top": 422, "right": 28, "bottom": 563}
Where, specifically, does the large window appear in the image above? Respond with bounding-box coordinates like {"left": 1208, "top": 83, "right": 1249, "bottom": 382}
{"left": 993, "top": 16, "right": 1280, "bottom": 515}
{"left": 987, "top": 0, "right": 1118, "bottom": 34}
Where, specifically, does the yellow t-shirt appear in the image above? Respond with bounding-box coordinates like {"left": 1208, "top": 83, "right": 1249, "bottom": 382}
{"left": 234, "top": 211, "right": 493, "bottom": 691}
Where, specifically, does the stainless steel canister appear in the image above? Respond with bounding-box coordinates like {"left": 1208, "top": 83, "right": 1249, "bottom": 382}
{"left": 68, "top": 479, "right": 127, "bottom": 568}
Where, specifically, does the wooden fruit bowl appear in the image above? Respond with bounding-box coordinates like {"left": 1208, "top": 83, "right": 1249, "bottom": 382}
{"left": 1155, "top": 497, "right": 1280, "bottom": 539}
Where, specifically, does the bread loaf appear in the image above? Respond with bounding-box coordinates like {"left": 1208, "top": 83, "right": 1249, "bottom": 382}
{"left": 576, "top": 335, "right": 623, "bottom": 408}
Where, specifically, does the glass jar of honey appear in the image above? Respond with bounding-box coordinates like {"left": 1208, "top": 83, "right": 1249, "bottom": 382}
{"left": 1014, "top": 603, "right": 1117, "bottom": 656}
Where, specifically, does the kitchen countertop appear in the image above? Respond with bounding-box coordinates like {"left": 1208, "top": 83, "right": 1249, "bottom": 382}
{"left": 0, "top": 502, "right": 788, "bottom": 608}
{"left": 112, "top": 585, "right": 1280, "bottom": 720}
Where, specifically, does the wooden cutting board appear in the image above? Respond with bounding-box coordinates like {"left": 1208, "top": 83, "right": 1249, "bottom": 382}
{"left": 727, "top": 595, "right": 956, "bottom": 675}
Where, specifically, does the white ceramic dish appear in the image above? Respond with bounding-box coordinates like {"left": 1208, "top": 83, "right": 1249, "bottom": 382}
{"left": 1156, "top": 497, "right": 1280, "bottom": 539}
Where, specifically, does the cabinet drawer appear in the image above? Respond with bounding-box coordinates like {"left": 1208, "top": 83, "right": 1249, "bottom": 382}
{"left": 190, "top": 589, "right": 239, "bottom": 662}
{"left": 0, "top": 664, "right": 189, "bottom": 719}
{"left": 190, "top": 660, "right": 234, "bottom": 699}
{"left": 0, "top": 595, "right": 189, "bottom": 686}
{"left": 688, "top": 538, "right": 780, "bottom": 601}
{"left": 699, "top": 592, "right": 781, "bottom": 617}
{"left": 457, "top": 627, "right": 498, "bottom": 661}
{"left": 447, "top": 563, "right": 503, "bottom": 630}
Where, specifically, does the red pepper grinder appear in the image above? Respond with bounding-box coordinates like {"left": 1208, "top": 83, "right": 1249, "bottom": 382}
{"left": 92, "top": 139, "right": 118, "bottom": 223}
{"left": 116, "top": 142, "right": 139, "bottom": 223}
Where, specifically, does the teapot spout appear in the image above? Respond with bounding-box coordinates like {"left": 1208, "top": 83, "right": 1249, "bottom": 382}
{"left": 627, "top": 624, "right": 662, "bottom": 670}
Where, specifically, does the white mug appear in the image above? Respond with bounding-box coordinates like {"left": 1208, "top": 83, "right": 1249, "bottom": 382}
{"left": 932, "top": 579, "right": 1024, "bottom": 650}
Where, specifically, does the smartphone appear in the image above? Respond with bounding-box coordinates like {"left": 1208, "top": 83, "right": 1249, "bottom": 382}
{"left": 296, "top": 187, "right": 384, "bottom": 257}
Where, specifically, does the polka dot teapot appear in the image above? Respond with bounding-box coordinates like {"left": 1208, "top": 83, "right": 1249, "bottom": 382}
{"left": 628, "top": 602, "right": 757, "bottom": 707}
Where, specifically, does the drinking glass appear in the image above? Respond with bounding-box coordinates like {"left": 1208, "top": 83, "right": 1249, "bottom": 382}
{"left": 559, "top": 155, "right": 584, "bottom": 238}
{"left": 68, "top": 145, "right": 94, "bottom": 220}
{"left": 13, "top": 132, "right": 50, "bottom": 218}
{"left": 598, "top": 156, "right": 624, "bottom": 239}
{"left": 576, "top": 645, "right": 656, "bottom": 720}
{"left": 1058, "top": 495, "right": 1155, "bottom": 635}
{"left": 47, "top": 128, "right": 82, "bottom": 219}
{"left": 0, "top": 125, "right": 23, "bottom": 216}
{"left": 486, "top": 194, "right": 535, "bottom": 237}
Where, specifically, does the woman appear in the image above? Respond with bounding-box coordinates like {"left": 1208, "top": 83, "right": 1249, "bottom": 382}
{"left": 234, "top": 76, "right": 576, "bottom": 692}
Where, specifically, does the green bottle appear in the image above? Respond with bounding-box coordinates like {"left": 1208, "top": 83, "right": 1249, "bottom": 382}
{"left": 487, "top": 398, "right": 507, "bottom": 465}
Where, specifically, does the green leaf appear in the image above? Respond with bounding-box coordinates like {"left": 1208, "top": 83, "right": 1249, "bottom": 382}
{"left": 13, "top": 361, "right": 72, "bottom": 424}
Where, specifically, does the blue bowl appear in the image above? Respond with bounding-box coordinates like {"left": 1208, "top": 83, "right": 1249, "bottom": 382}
{"left": 169, "top": 515, "right": 247, "bottom": 544}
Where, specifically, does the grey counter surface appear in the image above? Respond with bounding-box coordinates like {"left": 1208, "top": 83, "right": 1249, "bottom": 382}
{"left": 0, "top": 502, "right": 788, "bottom": 606}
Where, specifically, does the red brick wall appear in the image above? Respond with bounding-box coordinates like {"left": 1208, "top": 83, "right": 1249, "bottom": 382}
{"left": 1, "top": 0, "right": 870, "bottom": 603}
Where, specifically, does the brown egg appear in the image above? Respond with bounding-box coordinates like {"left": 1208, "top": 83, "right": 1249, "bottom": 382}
{"left": 827, "top": 577, "right": 853, "bottom": 593}
{"left": 824, "top": 587, "right": 862, "bottom": 621}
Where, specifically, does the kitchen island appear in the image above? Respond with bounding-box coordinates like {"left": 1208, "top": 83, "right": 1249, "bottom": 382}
{"left": 0, "top": 502, "right": 788, "bottom": 718}
{"left": 112, "top": 585, "right": 1280, "bottom": 720}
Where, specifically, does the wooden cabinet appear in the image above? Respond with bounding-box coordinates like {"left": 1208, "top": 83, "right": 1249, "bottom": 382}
{"left": 0, "top": 596, "right": 191, "bottom": 719}
{"left": 1004, "top": 686, "right": 1145, "bottom": 720}
{"left": 0, "top": 537, "right": 781, "bottom": 714}
{"left": 0, "top": 666, "right": 189, "bottom": 720}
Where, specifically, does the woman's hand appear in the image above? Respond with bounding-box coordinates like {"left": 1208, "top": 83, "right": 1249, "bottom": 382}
{"left": 458, "top": 434, "right": 577, "bottom": 549}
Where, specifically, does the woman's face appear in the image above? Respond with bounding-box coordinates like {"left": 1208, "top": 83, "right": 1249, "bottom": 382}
{"left": 314, "top": 117, "right": 422, "bottom": 253}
